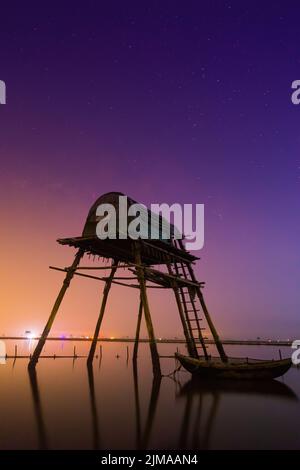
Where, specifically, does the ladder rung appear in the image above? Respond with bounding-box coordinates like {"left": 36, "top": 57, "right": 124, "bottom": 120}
{"left": 185, "top": 309, "right": 200, "bottom": 313}
{"left": 190, "top": 327, "right": 206, "bottom": 330}
{"left": 188, "top": 318, "right": 203, "bottom": 321}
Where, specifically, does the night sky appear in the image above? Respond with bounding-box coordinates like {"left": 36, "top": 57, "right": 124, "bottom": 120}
{"left": 0, "top": 1, "right": 299, "bottom": 339}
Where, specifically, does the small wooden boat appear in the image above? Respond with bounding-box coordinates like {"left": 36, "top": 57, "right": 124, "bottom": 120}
{"left": 175, "top": 353, "right": 292, "bottom": 380}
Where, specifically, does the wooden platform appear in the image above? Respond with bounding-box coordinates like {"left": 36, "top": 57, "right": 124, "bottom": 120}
{"left": 57, "top": 236, "right": 198, "bottom": 266}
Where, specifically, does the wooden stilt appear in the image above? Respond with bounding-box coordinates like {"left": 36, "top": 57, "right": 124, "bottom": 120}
{"left": 87, "top": 262, "right": 118, "bottom": 365}
{"left": 134, "top": 244, "right": 161, "bottom": 377}
{"left": 197, "top": 290, "right": 227, "bottom": 362}
{"left": 28, "top": 249, "right": 84, "bottom": 370}
{"left": 133, "top": 297, "right": 143, "bottom": 361}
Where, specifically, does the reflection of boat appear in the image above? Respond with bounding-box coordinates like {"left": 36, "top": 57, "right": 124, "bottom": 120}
{"left": 176, "top": 374, "right": 297, "bottom": 450}
{"left": 179, "top": 376, "right": 298, "bottom": 401}
{"left": 176, "top": 353, "right": 292, "bottom": 380}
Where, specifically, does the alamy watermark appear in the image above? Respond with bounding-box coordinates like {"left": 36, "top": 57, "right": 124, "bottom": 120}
{"left": 291, "top": 340, "right": 300, "bottom": 365}
{"left": 95, "top": 196, "right": 204, "bottom": 251}
{"left": 0, "top": 80, "right": 6, "bottom": 104}
{"left": 291, "top": 80, "right": 300, "bottom": 105}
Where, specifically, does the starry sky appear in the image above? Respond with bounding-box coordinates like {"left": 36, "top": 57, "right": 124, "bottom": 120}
{"left": 0, "top": 1, "right": 299, "bottom": 339}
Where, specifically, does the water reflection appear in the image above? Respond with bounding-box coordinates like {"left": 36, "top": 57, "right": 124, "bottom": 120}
{"left": 87, "top": 365, "right": 100, "bottom": 450}
{"left": 133, "top": 362, "right": 161, "bottom": 449}
{"left": 177, "top": 377, "right": 298, "bottom": 449}
{"left": 28, "top": 369, "right": 48, "bottom": 449}
{"left": 133, "top": 363, "right": 142, "bottom": 448}
{"left": 21, "top": 353, "right": 300, "bottom": 450}
{"left": 178, "top": 383, "right": 219, "bottom": 450}
{"left": 180, "top": 376, "right": 298, "bottom": 400}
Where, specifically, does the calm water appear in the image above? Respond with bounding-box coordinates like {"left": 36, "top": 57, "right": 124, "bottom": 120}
{"left": 0, "top": 340, "right": 299, "bottom": 450}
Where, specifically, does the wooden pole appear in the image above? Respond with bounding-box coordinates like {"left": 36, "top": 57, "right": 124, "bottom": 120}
{"left": 49, "top": 266, "right": 139, "bottom": 289}
{"left": 28, "top": 249, "right": 84, "bottom": 369}
{"left": 133, "top": 297, "right": 143, "bottom": 361}
{"left": 14, "top": 345, "right": 17, "bottom": 358}
{"left": 196, "top": 289, "right": 227, "bottom": 363}
{"left": 87, "top": 262, "right": 118, "bottom": 365}
{"left": 134, "top": 244, "right": 161, "bottom": 377}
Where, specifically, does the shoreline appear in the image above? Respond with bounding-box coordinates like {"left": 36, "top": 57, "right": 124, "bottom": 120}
{"left": 0, "top": 337, "right": 293, "bottom": 346}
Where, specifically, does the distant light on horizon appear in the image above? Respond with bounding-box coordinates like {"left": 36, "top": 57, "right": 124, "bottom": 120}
{"left": 25, "top": 330, "right": 36, "bottom": 340}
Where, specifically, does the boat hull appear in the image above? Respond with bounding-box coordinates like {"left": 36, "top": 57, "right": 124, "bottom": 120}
{"left": 175, "top": 353, "right": 292, "bottom": 380}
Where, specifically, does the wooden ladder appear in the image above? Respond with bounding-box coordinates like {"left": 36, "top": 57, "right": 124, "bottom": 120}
{"left": 174, "top": 261, "right": 209, "bottom": 359}
{"left": 168, "top": 244, "right": 209, "bottom": 359}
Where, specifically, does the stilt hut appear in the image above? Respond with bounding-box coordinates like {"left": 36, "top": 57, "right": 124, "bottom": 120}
{"left": 28, "top": 192, "right": 227, "bottom": 375}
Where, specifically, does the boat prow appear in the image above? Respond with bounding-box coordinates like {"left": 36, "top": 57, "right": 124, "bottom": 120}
{"left": 175, "top": 353, "right": 292, "bottom": 380}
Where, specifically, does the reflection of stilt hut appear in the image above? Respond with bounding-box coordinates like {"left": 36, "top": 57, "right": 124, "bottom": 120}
{"left": 28, "top": 192, "right": 227, "bottom": 374}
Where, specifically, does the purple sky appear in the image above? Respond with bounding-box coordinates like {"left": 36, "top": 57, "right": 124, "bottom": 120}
{"left": 0, "top": 1, "right": 299, "bottom": 339}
